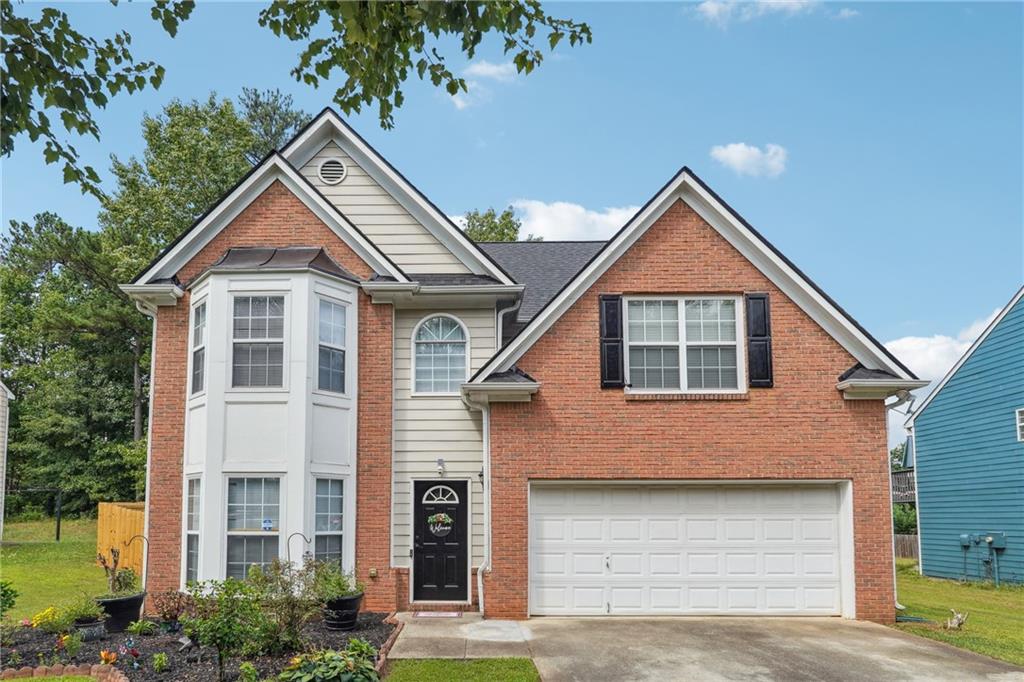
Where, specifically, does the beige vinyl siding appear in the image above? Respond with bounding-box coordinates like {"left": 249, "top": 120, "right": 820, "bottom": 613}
{"left": 392, "top": 307, "right": 496, "bottom": 569}
{"left": 301, "top": 142, "right": 470, "bottom": 274}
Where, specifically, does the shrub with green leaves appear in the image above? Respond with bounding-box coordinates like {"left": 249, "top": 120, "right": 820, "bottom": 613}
{"left": 238, "top": 661, "right": 259, "bottom": 682}
{"left": 126, "top": 619, "right": 157, "bottom": 635}
{"left": 183, "top": 578, "right": 272, "bottom": 682}
{"left": 313, "top": 561, "right": 365, "bottom": 602}
{"left": 62, "top": 595, "right": 105, "bottom": 624}
{"left": 152, "top": 652, "right": 169, "bottom": 673}
{"left": 247, "top": 558, "right": 319, "bottom": 654}
{"left": 278, "top": 639, "right": 379, "bottom": 682}
{"left": 0, "top": 581, "right": 18, "bottom": 618}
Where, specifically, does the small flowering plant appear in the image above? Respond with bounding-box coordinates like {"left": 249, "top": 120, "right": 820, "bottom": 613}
{"left": 100, "top": 649, "right": 118, "bottom": 665}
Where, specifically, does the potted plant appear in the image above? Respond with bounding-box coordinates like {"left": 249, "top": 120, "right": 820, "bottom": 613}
{"left": 313, "top": 562, "right": 364, "bottom": 631}
{"left": 65, "top": 594, "right": 107, "bottom": 642}
{"left": 96, "top": 548, "right": 146, "bottom": 633}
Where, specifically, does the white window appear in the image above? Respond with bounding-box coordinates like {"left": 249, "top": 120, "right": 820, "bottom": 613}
{"left": 185, "top": 478, "right": 200, "bottom": 583}
{"left": 226, "top": 477, "right": 280, "bottom": 579}
{"left": 191, "top": 302, "right": 207, "bottom": 394}
{"left": 1017, "top": 408, "right": 1024, "bottom": 442}
{"left": 625, "top": 296, "right": 743, "bottom": 392}
{"left": 314, "top": 478, "right": 344, "bottom": 564}
{"left": 232, "top": 295, "right": 285, "bottom": 388}
{"left": 317, "top": 299, "right": 346, "bottom": 393}
{"left": 413, "top": 315, "right": 467, "bottom": 394}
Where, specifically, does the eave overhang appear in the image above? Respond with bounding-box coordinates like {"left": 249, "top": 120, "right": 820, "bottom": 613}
{"left": 836, "top": 378, "right": 929, "bottom": 400}
{"left": 361, "top": 281, "right": 524, "bottom": 307}
{"left": 119, "top": 283, "right": 185, "bottom": 315}
{"left": 460, "top": 380, "right": 540, "bottom": 403}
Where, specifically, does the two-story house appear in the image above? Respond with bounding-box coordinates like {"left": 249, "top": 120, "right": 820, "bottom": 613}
{"left": 122, "top": 109, "right": 925, "bottom": 623}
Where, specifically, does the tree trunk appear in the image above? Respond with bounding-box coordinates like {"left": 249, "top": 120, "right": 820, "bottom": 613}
{"left": 133, "top": 340, "right": 143, "bottom": 441}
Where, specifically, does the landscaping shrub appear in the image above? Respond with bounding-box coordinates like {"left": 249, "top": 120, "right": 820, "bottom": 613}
{"left": 278, "top": 639, "right": 379, "bottom": 682}
{"left": 152, "top": 651, "right": 169, "bottom": 673}
{"left": 183, "top": 578, "right": 273, "bottom": 682}
{"left": 62, "top": 594, "right": 105, "bottom": 624}
{"left": 31, "top": 606, "right": 73, "bottom": 634}
{"left": 313, "top": 562, "right": 364, "bottom": 602}
{"left": 247, "top": 558, "right": 319, "bottom": 654}
{"left": 151, "top": 589, "right": 193, "bottom": 624}
{"left": 126, "top": 619, "right": 157, "bottom": 635}
{"left": 0, "top": 581, "right": 18, "bottom": 618}
{"left": 893, "top": 503, "right": 918, "bottom": 535}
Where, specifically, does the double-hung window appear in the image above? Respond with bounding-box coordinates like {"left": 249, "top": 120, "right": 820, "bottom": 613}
{"left": 232, "top": 296, "right": 285, "bottom": 388}
{"left": 185, "top": 478, "right": 200, "bottom": 583}
{"left": 317, "top": 299, "right": 346, "bottom": 393}
{"left": 625, "top": 296, "right": 743, "bottom": 392}
{"left": 314, "top": 478, "right": 344, "bottom": 564}
{"left": 226, "top": 477, "right": 280, "bottom": 579}
{"left": 191, "top": 302, "right": 207, "bottom": 394}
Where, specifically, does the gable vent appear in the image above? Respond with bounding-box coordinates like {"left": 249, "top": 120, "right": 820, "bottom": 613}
{"left": 318, "top": 158, "right": 347, "bottom": 185}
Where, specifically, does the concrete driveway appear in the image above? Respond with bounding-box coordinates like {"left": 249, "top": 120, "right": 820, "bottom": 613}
{"left": 389, "top": 613, "right": 1024, "bottom": 681}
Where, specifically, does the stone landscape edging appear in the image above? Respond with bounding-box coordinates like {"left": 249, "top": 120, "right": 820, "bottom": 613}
{"left": 0, "top": 663, "right": 129, "bottom": 680}
{"left": 374, "top": 612, "right": 405, "bottom": 674}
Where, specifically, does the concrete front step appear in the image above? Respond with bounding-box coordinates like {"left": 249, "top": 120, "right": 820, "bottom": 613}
{"left": 388, "top": 612, "right": 531, "bottom": 659}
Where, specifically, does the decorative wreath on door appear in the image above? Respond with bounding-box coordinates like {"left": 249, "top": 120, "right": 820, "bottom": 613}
{"left": 427, "top": 512, "right": 454, "bottom": 537}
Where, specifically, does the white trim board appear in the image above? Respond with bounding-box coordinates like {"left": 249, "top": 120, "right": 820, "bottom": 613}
{"left": 905, "top": 285, "right": 1024, "bottom": 428}
{"left": 471, "top": 168, "right": 916, "bottom": 383}
{"left": 133, "top": 153, "right": 408, "bottom": 285}
{"left": 281, "top": 110, "right": 515, "bottom": 285}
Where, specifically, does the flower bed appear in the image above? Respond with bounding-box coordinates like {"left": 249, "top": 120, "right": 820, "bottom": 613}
{"left": 1, "top": 613, "right": 395, "bottom": 681}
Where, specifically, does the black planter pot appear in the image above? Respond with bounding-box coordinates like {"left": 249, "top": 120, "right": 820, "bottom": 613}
{"left": 323, "top": 593, "right": 364, "bottom": 631}
{"left": 96, "top": 592, "right": 146, "bottom": 633}
{"left": 74, "top": 618, "right": 107, "bottom": 642}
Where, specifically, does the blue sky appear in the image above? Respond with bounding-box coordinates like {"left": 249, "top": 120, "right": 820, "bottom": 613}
{"left": 3, "top": 1, "right": 1022, "bottom": 439}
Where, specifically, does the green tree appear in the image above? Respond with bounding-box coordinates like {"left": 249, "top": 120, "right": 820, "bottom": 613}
{"left": 890, "top": 442, "right": 907, "bottom": 471}
{"left": 3, "top": 1, "right": 590, "bottom": 196}
{"left": 893, "top": 503, "right": 917, "bottom": 535}
{"left": 462, "top": 206, "right": 540, "bottom": 242}
{"left": 238, "top": 87, "right": 311, "bottom": 164}
{"left": 1, "top": 1, "right": 194, "bottom": 196}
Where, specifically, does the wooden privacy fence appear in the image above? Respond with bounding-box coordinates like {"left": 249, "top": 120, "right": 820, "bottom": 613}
{"left": 894, "top": 534, "right": 919, "bottom": 560}
{"left": 96, "top": 502, "right": 145, "bottom": 575}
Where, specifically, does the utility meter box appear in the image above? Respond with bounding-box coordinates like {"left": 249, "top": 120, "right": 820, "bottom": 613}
{"left": 959, "top": 534, "right": 972, "bottom": 548}
{"left": 984, "top": 532, "right": 1007, "bottom": 549}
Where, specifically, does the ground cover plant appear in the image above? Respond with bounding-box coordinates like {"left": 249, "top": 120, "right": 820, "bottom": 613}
{"left": 894, "top": 559, "right": 1024, "bottom": 665}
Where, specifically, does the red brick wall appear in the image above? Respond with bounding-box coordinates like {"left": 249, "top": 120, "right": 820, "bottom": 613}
{"left": 484, "top": 200, "right": 894, "bottom": 623}
{"left": 145, "top": 181, "right": 397, "bottom": 609}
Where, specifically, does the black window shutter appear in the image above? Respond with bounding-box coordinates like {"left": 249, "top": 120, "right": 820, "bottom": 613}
{"left": 745, "top": 293, "right": 773, "bottom": 388}
{"left": 599, "top": 294, "right": 625, "bottom": 388}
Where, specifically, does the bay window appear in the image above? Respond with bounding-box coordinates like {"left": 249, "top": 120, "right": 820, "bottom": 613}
{"left": 317, "top": 299, "right": 346, "bottom": 393}
{"left": 232, "top": 295, "right": 285, "bottom": 388}
{"left": 191, "top": 302, "right": 207, "bottom": 394}
{"left": 625, "top": 296, "right": 743, "bottom": 392}
{"left": 185, "top": 478, "right": 200, "bottom": 583}
{"left": 226, "top": 477, "right": 280, "bottom": 579}
{"left": 313, "top": 478, "right": 344, "bottom": 564}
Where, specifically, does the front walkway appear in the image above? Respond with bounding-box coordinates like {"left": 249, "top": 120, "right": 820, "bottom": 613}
{"left": 389, "top": 613, "right": 1024, "bottom": 681}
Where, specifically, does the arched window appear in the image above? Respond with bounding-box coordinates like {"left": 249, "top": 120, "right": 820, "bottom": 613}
{"left": 413, "top": 315, "right": 468, "bottom": 394}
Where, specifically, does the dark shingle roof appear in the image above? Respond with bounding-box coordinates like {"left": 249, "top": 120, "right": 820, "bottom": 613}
{"left": 838, "top": 363, "right": 902, "bottom": 382}
{"left": 478, "top": 241, "right": 605, "bottom": 323}
{"left": 413, "top": 273, "right": 502, "bottom": 286}
{"left": 482, "top": 368, "right": 537, "bottom": 383}
{"left": 198, "top": 247, "right": 358, "bottom": 283}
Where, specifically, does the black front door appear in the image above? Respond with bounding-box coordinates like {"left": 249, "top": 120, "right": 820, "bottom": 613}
{"left": 413, "top": 480, "right": 468, "bottom": 601}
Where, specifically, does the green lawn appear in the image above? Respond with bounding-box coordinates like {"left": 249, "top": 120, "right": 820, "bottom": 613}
{"left": 1, "top": 519, "right": 107, "bottom": 621}
{"left": 386, "top": 658, "right": 540, "bottom": 682}
{"left": 894, "top": 558, "right": 1024, "bottom": 665}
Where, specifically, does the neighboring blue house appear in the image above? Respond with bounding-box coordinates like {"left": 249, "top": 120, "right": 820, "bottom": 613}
{"left": 906, "top": 285, "right": 1024, "bottom": 584}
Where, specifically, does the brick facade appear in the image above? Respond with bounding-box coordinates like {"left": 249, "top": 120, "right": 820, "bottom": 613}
{"left": 483, "top": 199, "right": 895, "bottom": 623}
{"left": 145, "top": 181, "right": 398, "bottom": 609}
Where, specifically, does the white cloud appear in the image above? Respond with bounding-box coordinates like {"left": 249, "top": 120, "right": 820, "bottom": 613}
{"left": 883, "top": 307, "right": 1000, "bottom": 447}
{"left": 511, "top": 200, "right": 639, "bottom": 241}
{"left": 697, "top": 0, "right": 817, "bottom": 27}
{"left": 464, "top": 60, "right": 517, "bottom": 82}
{"left": 710, "top": 142, "right": 788, "bottom": 178}
{"left": 835, "top": 7, "right": 860, "bottom": 20}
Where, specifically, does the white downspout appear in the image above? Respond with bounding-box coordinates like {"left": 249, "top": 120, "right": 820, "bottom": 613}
{"left": 135, "top": 300, "right": 159, "bottom": 590}
{"left": 461, "top": 392, "right": 491, "bottom": 614}
{"left": 886, "top": 390, "right": 915, "bottom": 612}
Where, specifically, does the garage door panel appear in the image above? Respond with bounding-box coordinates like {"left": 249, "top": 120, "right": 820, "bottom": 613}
{"left": 530, "top": 484, "right": 843, "bottom": 616}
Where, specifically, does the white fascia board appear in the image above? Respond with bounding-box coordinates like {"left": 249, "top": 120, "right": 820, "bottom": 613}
{"left": 281, "top": 110, "right": 515, "bottom": 285}
{"left": 905, "top": 285, "right": 1024, "bottom": 427}
{"left": 461, "top": 381, "right": 540, "bottom": 403}
{"left": 472, "top": 169, "right": 913, "bottom": 383}
{"left": 120, "top": 283, "right": 184, "bottom": 305}
{"left": 836, "top": 378, "right": 929, "bottom": 400}
{"left": 133, "top": 155, "right": 407, "bottom": 285}
{"left": 361, "top": 282, "right": 523, "bottom": 306}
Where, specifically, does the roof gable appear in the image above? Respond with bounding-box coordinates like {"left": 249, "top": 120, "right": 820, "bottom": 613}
{"left": 471, "top": 167, "right": 916, "bottom": 383}
{"left": 132, "top": 153, "right": 408, "bottom": 284}
{"left": 282, "top": 109, "right": 514, "bottom": 284}
{"left": 906, "top": 285, "right": 1024, "bottom": 427}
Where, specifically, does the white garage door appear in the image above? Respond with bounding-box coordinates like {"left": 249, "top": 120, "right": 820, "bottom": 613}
{"left": 530, "top": 483, "right": 844, "bottom": 616}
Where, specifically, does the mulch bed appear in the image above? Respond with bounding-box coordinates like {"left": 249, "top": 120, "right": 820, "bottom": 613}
{"left": 2, "top": 613, "right": 395, "bottom": 681}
